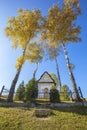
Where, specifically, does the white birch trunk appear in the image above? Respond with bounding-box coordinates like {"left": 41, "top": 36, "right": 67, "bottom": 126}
{"left": 7, "top": 42, "right": 29, "bottom": 102}
{"left": 33, "top": 63, "right": 38, "bottom": 80}
{"left": 55, "top": 57, "right": 62, "bottom": 90}
{"left": 62, "top": 43, "right": 80, "bottom": 101}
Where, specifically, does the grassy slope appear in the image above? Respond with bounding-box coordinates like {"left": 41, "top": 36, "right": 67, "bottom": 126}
{"left": 0, "top": 106, "right": 87, "bottom": 130}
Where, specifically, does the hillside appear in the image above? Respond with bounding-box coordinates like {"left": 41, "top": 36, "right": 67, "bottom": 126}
{"left": 0, "top": 106, "right": 87, "bottom": 130}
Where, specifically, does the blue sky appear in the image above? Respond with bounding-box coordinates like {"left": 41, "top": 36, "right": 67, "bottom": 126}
{"left": 0, "top": 0, "right": 87, "bottom": 97}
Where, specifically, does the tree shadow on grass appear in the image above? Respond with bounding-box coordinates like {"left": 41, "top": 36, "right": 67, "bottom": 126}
{"left": 52, "top": 106, "right": 87, "bottom": 115}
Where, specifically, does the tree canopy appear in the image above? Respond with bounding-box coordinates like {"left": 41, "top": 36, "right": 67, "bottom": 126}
{"left": 41, "top": 0, "right": 81, "bottom": 47}
{"left": 5, "top": 9, "right": 42, "bottom": 50}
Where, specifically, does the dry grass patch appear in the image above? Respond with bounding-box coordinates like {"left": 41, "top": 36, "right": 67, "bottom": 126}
{"left": 0, "top": 106, "right": 87, "bottom": 130}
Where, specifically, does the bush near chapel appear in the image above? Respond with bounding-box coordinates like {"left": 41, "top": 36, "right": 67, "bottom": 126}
{"left": 15, "top": 81, "right": 25, "bottom": 101}
{"left": 50, "top": 85, "right": 60, "bottom": 103}
{"left": 25, "top": 78, "right": 38, "bottom": 102}
{"left": 60, "top": 84, "right": 70, "bottom": 101}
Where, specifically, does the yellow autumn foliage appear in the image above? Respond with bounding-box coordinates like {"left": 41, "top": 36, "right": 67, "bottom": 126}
{"left": 5, "top": 9, "right": 42, "bottom": 50}
{"left": 15, "top": 42, "right": 44, "bottom": 70}
{"left": 5, "top": 9, "right": 44, "bottom": 70}
{"left": 24, "top": 42, "right": 44, "bottom": 63}
{"left": 41, "top": 0, "right": 81, "bottom": 48}
{"left": 15, "top": 56, "right": 24, "bottom": 70}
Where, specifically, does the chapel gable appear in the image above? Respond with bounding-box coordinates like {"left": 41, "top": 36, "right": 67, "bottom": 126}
{"left": 38, "top": 71, "right": 55, "bottom": 84}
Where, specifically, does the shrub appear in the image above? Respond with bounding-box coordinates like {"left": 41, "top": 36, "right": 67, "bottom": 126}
{"left": 15, "top": 81, "right": 25, "bottom": 101}
{"left": 60, "top": 84, "right": 70, "bottom": 101}
{"left": 50, "top": 85, "right": 60, "bottom": 103}
{"left": 25, "top": 78, "right": 38, "bottom": 102}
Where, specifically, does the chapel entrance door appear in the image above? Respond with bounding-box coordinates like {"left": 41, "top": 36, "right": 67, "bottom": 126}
{"left": 44, "top": 88, "right": 49, "bottom": 98}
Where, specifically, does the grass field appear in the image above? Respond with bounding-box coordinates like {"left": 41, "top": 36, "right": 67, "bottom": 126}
{"left": 0, "top": 106, "right": 87, "bottom": 130}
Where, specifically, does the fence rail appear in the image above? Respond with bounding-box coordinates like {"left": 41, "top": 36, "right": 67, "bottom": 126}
{"left": 0, "top": 86, "right": 85, "bottom": 101}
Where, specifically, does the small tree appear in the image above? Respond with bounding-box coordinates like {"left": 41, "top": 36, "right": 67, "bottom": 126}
{"left": 60, "top": 84, "right": 69, "bottom": 101}
{"left": 15, "top": 81, "right": 25, "bottom": 101}
{"left": 25, "top": 78, "right": 37, "bottom": 102}
{"left": 50, "top": 85, "right": 60, "bottom": 103}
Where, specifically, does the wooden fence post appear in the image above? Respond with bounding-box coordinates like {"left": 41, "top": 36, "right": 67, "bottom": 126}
{"left": 0, "top": 86, "right": 5, "bottom": 97}
{"left": 78, "top": 87, "right": 83, "bottom": 99}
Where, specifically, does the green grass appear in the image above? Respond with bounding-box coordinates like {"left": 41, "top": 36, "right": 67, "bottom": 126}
{"left": 0, "top": 106, "right": 87, "bottom": 130}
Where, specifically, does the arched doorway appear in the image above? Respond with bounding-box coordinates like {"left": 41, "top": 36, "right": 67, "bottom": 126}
{"left": 44, "top": 88, "right": 49, "bottom": 98}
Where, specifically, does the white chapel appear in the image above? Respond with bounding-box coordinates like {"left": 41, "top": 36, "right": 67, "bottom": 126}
{"left": 37, "top": 71, "right": 56, "bottom": 98}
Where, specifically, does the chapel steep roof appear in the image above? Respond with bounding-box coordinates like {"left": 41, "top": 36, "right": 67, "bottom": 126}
{"left": 38, "top": 71, "right": 56, "bottom": 85}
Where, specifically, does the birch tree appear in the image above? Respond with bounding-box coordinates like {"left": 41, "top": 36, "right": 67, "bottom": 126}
{"left": 41, "top": 0, "right": 81, "bottom": 101}
{"left": 5, "top": 9, "right": 43, "bottom": 102}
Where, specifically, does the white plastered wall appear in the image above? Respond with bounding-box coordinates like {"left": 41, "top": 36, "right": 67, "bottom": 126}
{"left": 38, "top": 83, "right": 54, "bottom": 98}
